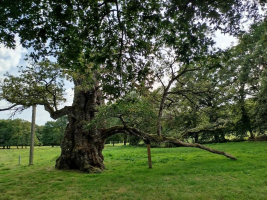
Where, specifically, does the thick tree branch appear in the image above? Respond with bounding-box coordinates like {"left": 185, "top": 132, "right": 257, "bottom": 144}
{"left": 101, "top": 125, "right": 237, "bottom": 160}
{"left": 44, "top": 104, "right": 73, "bottom": 120}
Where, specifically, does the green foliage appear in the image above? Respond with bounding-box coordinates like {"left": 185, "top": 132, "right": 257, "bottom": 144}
{"left": 89, "top": 92, "right": 157, "bottom": 133}
{"left": 1, "top": 0, "right": 265, "bottom": 98}
{"left": 148, "top": 46, "right": 238, "bottom": 141}
{"left": 0, "top": 61, "right": 66, "bottom": 110}
{"left": 224, "top": 21, "right": 267, "bottom": 138}
{"left": 154, "top": 20, "right": 267, "bottom": 142}
{"left": 0, "top": 119, "right": 39, "bottom": 148}
{"left": 105, "top": 133, "right": 124, "bottom": 145}
{"left": 0, "top": 120, "right": 12, "bottom": 148}
{"left": 255, "top": 73, "right": 267, "bottom": 132}
{"left": 128, "top": 135, "right": 142, "bottom": 146}
{"left": 41, "top": 116, "right": 67, "bottom": 146}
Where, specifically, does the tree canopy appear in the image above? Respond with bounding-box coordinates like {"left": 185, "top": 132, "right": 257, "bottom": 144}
{"left": 1, "top": 0, "right": 265, "bottom": 96}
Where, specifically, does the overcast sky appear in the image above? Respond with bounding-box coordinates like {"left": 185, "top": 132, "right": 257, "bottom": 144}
{"left": 0, "top": 32, "right": 237, "bottom": 126}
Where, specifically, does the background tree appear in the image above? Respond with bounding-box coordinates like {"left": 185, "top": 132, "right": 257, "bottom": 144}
{"left": 0, "top": 119, "right": 39, "bottom": 149}
{"left": 105, "top": 133, "right": 124, "bottom": 146}
{"left": 0, "top": 119, "right": 11, "bottom": 149}
{"left": 8, "top": 119, "right": 30, "bottom": 149}
{"left": 149, "top": 48, "right": 233, "bottom": 141}
{"left": 35, "top": 125, "right": 44, "bottom": 146}
{"left": 225, "top": 20, "right": 267, "bottom": 139}
{"left": 255, "top": 74, "right": 267, "bottom": 134}
{"left": 41, "top": 116, "right": 67, "bottom": 147}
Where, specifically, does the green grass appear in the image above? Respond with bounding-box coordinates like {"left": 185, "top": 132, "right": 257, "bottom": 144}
{"left": 0, "top": 142, "right": 266, "bottom": 200}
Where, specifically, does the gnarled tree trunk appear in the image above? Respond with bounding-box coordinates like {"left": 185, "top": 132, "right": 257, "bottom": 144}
{"left": 55, "top": 81, "right": 105, "bottom": 173}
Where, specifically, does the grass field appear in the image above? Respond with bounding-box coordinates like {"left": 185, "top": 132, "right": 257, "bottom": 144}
{"left": 0, "top": 142, "right": 266, "bottom": 200}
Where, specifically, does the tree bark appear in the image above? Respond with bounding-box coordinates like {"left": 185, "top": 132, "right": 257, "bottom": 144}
{"left": 55, "top": 82, "right": 105, "bottom": 173}
{"left": 124, "top": 134, "right": 127, "bottom": 145}
{"left": 55, "top": 122, "right": 105, "bottom": 173}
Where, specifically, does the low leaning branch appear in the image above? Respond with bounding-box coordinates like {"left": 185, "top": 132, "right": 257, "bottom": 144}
{"left": 101, "top": 125, "right": 237, "bottom": 160}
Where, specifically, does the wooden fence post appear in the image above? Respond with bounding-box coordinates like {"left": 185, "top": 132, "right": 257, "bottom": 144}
{"left": 29, "top": 105, "right": 36, "bottom": 165}
{"left": 145, "top": 139, "right": 152, "bottom": 169}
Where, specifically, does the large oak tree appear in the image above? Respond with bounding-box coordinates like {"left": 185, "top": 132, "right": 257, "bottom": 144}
{"left": 0, "top": 0, "right": 265, "bottom": 172}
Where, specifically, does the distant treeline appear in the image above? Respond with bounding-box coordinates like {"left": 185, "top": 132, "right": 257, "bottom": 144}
{"left": 0, "top": 116, "right": 67, "bottom": 149}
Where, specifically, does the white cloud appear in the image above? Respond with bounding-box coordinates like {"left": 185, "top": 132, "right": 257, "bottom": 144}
{"left": 0, "top": 37, "right": 27, "bottom": 74}
{"left": 214, "top": 31, "right": 237, "bottom": 49}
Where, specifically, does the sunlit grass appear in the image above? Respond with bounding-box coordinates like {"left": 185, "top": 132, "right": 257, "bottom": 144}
{"left": 0, "top": 142, "right": 266, "bottom": 200}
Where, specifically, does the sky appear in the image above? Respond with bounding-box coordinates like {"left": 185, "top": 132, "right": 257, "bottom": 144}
{"left": 0, "top": 32, "right": 237, "bottom": 126}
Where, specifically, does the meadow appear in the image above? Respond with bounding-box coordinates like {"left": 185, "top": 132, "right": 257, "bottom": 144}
{"left": 0, "top": 142, "right": 266, "bottom": 200}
